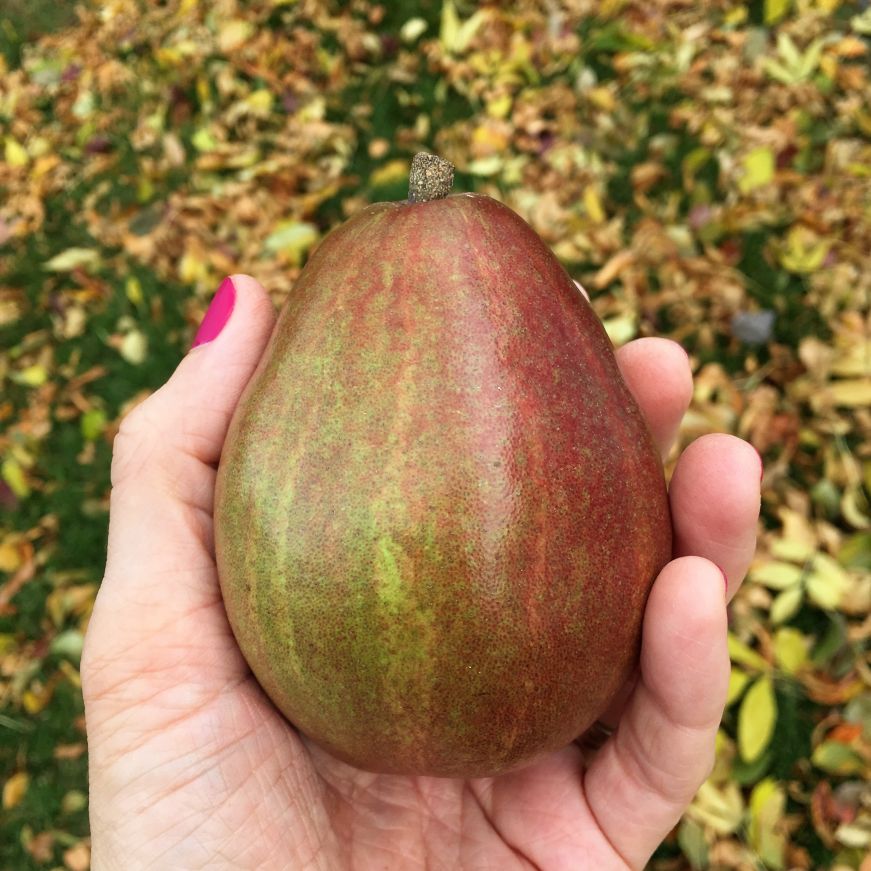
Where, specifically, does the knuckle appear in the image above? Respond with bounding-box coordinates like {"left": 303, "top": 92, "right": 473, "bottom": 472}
{"left": 110, "top": 395, "right": 163, "bottom": 488}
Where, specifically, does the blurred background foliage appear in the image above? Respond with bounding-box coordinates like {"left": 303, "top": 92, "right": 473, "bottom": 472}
{"left": 0, "top": 0, "right": 869, "bottom": 868}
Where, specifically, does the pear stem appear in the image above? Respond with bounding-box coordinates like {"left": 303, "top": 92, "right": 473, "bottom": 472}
{"left": 408, "top": 152, "right": 454, "bottom": 203}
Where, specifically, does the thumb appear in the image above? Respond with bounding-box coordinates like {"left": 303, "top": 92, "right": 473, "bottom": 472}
{"left": 84, "top": 275, "right": 276, "bottom": 693}
{"left": 108, "top": 274, "right": 276, "bottom": 498}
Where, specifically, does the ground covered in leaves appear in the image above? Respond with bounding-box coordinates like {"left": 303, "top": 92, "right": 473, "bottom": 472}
{"left": 1, "top": 1, "right": 869, "bottom": 868}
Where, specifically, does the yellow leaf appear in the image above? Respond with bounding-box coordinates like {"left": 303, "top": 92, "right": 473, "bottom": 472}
{"left": 440, "top": 0, "right": 461, "bottom": 50}
{"left": 1, "top": 457, "right": 29, "bottom": 498}
{"left": 245, "top": 89, "right": 274, "bottom": 114}
{"left": 751, "top": 560, "right": 803, "bottom": 590}
{"left": 770, "top": 585, "right": 804, "bottom": 624}
{"left": 4, "top": 137, "right": 29, "bottom": 168}
{"left": 2, "top": 772, "right": 28, "bottom": 809}
{"left": 780, "top": 225, "right": 830, "bottom": 274}
{"left": 739, "top": 147, "right": 775, "bottom": 192}
{"left": 44, "top": 247, "right": 101, "bottom": 272}
{"left": 467, "top": 156, "right": 503, "bottom": 177}
{"left": 770, "top": 508, "right": 816, "bottom": 561}
{"left": 191, "top": 127, "right": 218, "bottom": 153}
{"left": 264, "top": 221, "right": 320, "bottom": 264}
{"left": 125, "top": 277, "right": 144, "bottom": 306}
{"left": 765, "top": 0, "right": 792, "bottom": 24}
{"left": 831, "top": 339, "right": 871, "bottom": 376}
{"left": 728, "top": 633, "right": 769, "bottom": 671}
{"left": 829, "top": 379, "right": 871, "bottom": 408}
{"left": 749, "top": 779, "right": 787, "bottom": 869}
{"left": 588, "top": 86, "right": 616, "bottom": 112}
{"left": 61, "top": 790, "right": 88, "bottom": 815}
{"left": 738, "top": 675, "right": 777, "bottom": 762}
{"left": 218, "top": 19, "right": 254, "bottom": 53}
{"left": 689, "top": 779, "right": 745, "bottom": 834}
{"left": 22, "top": 682, "right": 53, "bottom": 714}
{"left": 0, "top": 536, "right": 22, "bottom": 573}
{"left": 841, "top": 486, "right": 870, "bottom": 529}
{"left": 178, "top": 248, "right": 209, "bottom": 285}
{"left": 806, "top": 552, "right": 852, "bottom": 609}
{"left": 400, "top": 17, "right": 428, "bottom": 44}
{"left": 471, "top": 123, "right": 510, "bottom": 156}
{"left": 834, "top": 821, "right": 871, "bottom": 848}
{"left": 369, "top": 159, "right": 408, "bottom": 188}
{"left": 583, "top": 186, "right": 606, "bottom": 223}
{"left": 10, "top": 364, "right": 48, "bottom": 388}
{"left": 440, "top": 0, "right": 488, "bottom": 53}
{"left": 727, "top": 666, "right": 750, "bottom": 706}
{"left": 602, "top": 314, "right": 638, "bottom": 346}
{"left": 486, "top": 94, "right": 513, "bottom": 119}
{"left": 774, "top": 628, "right": 809, "bottom": 674}
{"left": 119, "top": 330, "right": 148, "bottom": 365}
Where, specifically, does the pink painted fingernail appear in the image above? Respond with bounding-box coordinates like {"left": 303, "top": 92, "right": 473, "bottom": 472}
{"left": 718, "top": 564, "right": 729, "bottom": 599}
{"left": 192, "top": 277, "right": 236, "bottom": 349}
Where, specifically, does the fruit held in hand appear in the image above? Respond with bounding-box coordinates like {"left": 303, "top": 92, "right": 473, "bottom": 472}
{"left": 215, "top": 153, "right": 671, "bottom": 777}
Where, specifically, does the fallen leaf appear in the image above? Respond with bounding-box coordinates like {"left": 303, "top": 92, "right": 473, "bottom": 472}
{"left": 44, "top": 248, "right": 101, "bottom": 272}
{"left": 2, "top": 771, "right": 29, "bottom": 809}
{"left": 739, "top": 675, "right": 778, "bottom": 762}
{"left": 749, "top": 779, "right": 787, "bottom": 869}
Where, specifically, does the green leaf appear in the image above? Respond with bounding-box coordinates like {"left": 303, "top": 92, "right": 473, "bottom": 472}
{"left": 677, "top": 817, "right": 709, "bottom": 869}
{"left": 751, "top": 560, "right": 803, "bottom": 590}
{"left": 811, "top": 740, "right": 866, "bottom": 775}
{"left": 81, "top": 409, "right": 107, "bottom": 441}
{"left": 191, "top": 127, "right": 218, "bottom": 153}
{"left": 738, "top": 675, "right": 777, "bottom": 762}
{"left": 1, "top": 457, "right": 29, "bottom": 499}
{"left": 764, "top": 0, "right": 792, "bottom": 24}
{"left": 728, "top": 633, "right": 769, "bottom": 671}
{"left": 770, "top": 585, "right": 804, "bottom": 624}
{"left": 773, "top": 628, "right": 808, "bottom": 674}
{"left": 727, "top": 666, "right": 751, "bottom": 706}
{"left": 748, "top": 779, "right": 787, "bottom": 869}
{"left": 50, "top": 630, "right": 84, "bottom": 661}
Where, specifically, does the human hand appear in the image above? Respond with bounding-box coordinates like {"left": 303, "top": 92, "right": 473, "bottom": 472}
{"left": 82, "top": 274, "right": 760, "bottom": 870}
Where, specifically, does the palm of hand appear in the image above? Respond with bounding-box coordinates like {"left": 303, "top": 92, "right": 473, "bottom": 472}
{"left": 86, "top": 583, "right": 620, "bottom": 869}
{"left": 83, "top": 277, "right": 759, "bottom": 870}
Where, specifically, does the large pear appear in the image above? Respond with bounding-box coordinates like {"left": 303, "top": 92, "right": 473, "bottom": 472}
{"left": 215, "top": 154, "right": 671, "bottom": 777}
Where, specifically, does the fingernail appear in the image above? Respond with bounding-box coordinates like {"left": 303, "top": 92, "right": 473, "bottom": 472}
{"left": 718, "top": 564, "right": 729, "bottom": 600}
{"left": 192, "top": 277, "right": 236, "bottom": 349}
